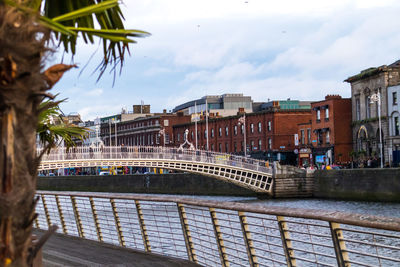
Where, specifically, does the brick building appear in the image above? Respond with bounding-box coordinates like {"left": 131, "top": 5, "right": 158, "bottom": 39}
{"left": 310, "top": 95, "right": 352, "bottom": 166}
{"left": 173, "top": 109, "right": 311, "bottom": 164}
{"left": 100, "top": 112, "right": 191, "bottom": 146}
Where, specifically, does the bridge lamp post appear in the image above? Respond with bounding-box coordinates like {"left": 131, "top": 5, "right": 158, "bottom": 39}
{"left": 159, "top": 128, "right": 166, "bottom": 148}
{"left": 238, "top": 114, "right": 247, "bottom": 157}
{"left": 370, "top": 91, "right": 384, "bottom": 168}
{"left": 114, "top": 119, "right": 118, "bottom": 146}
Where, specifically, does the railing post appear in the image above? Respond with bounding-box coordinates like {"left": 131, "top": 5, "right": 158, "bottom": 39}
{"left": 89, "top": 197, "right": 103, "bottom": 242}
{"left": 277, "top": 216, "right": 296, "bottom": 267}
{"left": 55, "top": 195, "right": 67, "bottom": 234}
{"left": 71, "top": 196, "right": 85, "bottom": 238}
{"left": 34, "top": 216, "right": 40, "bottom": 229}
{"left": 41, "top": 194, "right": 52, "bottom": 228}
{"left": 209, "top": 208, "right": 230, "bottom": 267}
{"left": 238, "top": 211, "right": 259, "bottom": 267}
{"left": 135, "top": 200, "right": 151, "bottom": 252}
{"left": 177, "top": 203, "right": 198, "bottom": 263}
{"left": 110, "top": 198, "right": 125, "bottom": 247}
{"left": 330, "top": 222, "right": 351, "bottom": 267}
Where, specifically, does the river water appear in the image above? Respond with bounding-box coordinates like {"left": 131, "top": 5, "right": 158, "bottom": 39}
{"left": 115, "top": 193, "right": 400, "bottom": 218}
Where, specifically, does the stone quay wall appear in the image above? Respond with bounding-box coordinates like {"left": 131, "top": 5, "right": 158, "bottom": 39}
{"left": 37, "top": 173, "right": 258, "bottom": 197}
{"left": 313, "top": 168, "right": 400, "bottom": 202}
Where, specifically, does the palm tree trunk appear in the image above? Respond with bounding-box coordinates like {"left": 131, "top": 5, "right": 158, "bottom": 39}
{"left": 0, "top": 6, "right": 49, "bottom": 266}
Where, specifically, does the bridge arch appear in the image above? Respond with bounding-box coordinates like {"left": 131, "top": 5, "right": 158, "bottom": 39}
{"left": 39, "top": 146, "right": 273, "bottom": 194}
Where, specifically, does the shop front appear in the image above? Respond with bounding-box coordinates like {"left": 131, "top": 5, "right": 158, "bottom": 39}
{"left": 298, "top": 148, "right": 312, "bottom": 167}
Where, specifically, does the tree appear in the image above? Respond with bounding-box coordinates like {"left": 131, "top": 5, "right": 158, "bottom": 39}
{"left": 0, "top": 1, "right": 148, "bottom": 265}
{"left": 37, "top": 100, "right": 89, "bottom": 151}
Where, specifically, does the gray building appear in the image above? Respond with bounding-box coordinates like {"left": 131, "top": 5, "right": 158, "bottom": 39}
{"left": 387, "top": 84, "right": 400, "bottom": 165}
{"left": 173, "top": 93, "right": 253, "bottom": 117}
{"left": 345, "top": 60, "right": 400, "bottom": 165}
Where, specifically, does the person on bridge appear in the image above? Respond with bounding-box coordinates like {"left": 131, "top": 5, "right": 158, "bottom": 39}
{"left": 121, "top": 144, "right": 127, "bottom": 158}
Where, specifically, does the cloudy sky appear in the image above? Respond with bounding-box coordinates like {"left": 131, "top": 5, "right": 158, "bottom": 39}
{"left": 51, "top": 0, "right": 400, "bottom": 120}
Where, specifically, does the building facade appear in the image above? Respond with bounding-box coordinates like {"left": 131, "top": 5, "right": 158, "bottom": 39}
{"left": 100, "top": 112, "right": 191, "bottom": 147}
{"left": 173, "top": 109, "right": 311, "bottom": 164}
{"left": 345, "top": 60, "right": 400, "bottom": 165}
{"left": 387, "top": 84, "right": 400, "bottom": 165}
{"left": 310, "top": 95, "right": 352, "bottom": 166}
{"left": 173, "top": 93, "right": 253, "bottom": 117}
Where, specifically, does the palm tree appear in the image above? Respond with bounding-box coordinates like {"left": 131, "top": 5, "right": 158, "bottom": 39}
{"left": 37, "top": 100, "right": 89, "bottom": 151}
{"left": 0, "top": 1, "right": 149, "bottom": 265}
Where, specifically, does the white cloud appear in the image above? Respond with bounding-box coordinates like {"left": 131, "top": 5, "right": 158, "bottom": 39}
{"left": 84, "top": 88, "right": 104, "bottom": 97}
{"left": 53, "top": 0, "right": 400, "bottom": 120}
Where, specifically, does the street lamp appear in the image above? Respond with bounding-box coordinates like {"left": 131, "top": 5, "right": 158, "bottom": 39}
{"left": 159, "top": 128, "right": 166, "bottom": 147}
{"left": 370, "top": 91, "right": 384, "bottom": 168}
{"left": 238, "top": 114, "right": 247, "bottom": 157}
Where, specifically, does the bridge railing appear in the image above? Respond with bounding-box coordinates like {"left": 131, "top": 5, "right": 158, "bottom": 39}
{"left": 38, "top": 146, "right": 272, "bottom": 174}
{"left": 36, "top": 191, "right": 400, "bottom": 267}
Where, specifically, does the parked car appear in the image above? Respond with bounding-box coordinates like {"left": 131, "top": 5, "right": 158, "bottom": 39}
{"left": 99, "top": 171, "right": 111, "bottom": 176}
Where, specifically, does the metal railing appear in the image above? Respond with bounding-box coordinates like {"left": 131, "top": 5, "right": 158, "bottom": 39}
{"left": 36, "top": 191, "right": 400, "bottom": 267}
{"left": 38, "top": 146, "right": 272, "bottom": 174}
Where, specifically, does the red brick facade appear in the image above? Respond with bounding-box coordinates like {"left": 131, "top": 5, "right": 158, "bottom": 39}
{"left": 173, "top": 110, "right": 311, "bottom": 163}
{"left": 100, "top": 113, "right": 191, "bottom": 146}
{"left": 307, "top": 95, "right": 352, "bottom": 165}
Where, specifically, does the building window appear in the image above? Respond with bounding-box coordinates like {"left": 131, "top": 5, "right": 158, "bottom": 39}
{"left": 241, "top": 124, "right": 244, "bottom": 135}
{"left": 258, "top": 139, "right": 262, "bottom": 150}
{"left": 234, "top": 142, "right": 237, "bottom": 152}
{"left": 156, "top": 134, "right": 160, "bottom": 144}
{"left": 211, "top": 128, "right": 214, "bottom": 138}
{"left": 225, "top": 143, "right": 229, "bottom": 152}
{"left": 219, "top": 143, "right": 222, "bottom": 152}
{"left": 393, "top": 92, "right": 398, "bottom": 105}
{"left": 307, "top": 129, "right": 311, "bottom": 144}
{"left": 366, "top": 95, "right": 371, "bottom": 119}
{"left": 204, "top": 130, "right": 207, "bottom": 139}
{"left": 219, "top": 127, "right": 222, "bottom": 137}
{"left": 234, "top": 125, "right": 237, "bottom": 135}
{"left": 268, "top": 138, "right": 272, "bottom": 149}
{"left": 251, "top": 140, "right": 255, "bottom": 151}
{"left": 241, "top": 141, "right": 244, "bottom": 152}
{"left": 191, "top": 131, "right": 194, "bottom": 140}
{"left": 356, "top": 98, "right": 361, "bottom": 120}
{"left": 211, "top": 144, "right": 214, "bottom": 151}
{"left": 225, "top": 126, "right": 229, "bottom": 136}
{"left": 250, "top": 123, "right": 254, "bottom": 133}
{"left": 395, "top": 117, "right": 400, "bottom": 136}
{"left": 268, "top": 121, "right": 271, "bottom": 131}
{"left": 300, "top": 130, "right": 305, "bottom": 145}
{"left": 325, "top": 107, "right": 329, "bottom": 120}
{"left": 317, "top": 109, "right": 321, "bottom": 121}
{"left": 317, "top": 131, "right": 322, "bottom": 145}
{"left": 177, "top": 133, "right": 180, "bottom": 142}
{"left": 258, "top": 122, "right": 262, "bottom": 133}
{"left": 326, "top": 131, "right": 330, "bottom": 144}
{"left": 165, "top": 133, "right": 170, "bottom": 144}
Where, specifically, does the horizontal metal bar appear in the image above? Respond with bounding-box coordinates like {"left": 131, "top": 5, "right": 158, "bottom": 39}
{"left": 293, "top": 255, "right": 336, "bottom": 267}
{"left": 345, "top": 248, "right": 400, "bottom": 263}
{"left": 342, "top": 237, "right": 400, "bottom": 251}
{"left": 37, "top": 191, "right": 400, "bottom": 232}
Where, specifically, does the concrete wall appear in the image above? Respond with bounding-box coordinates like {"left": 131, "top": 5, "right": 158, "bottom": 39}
{"left": 37, "top": 173, "right": 257, "bottom": 196}
{"left": 313, "top": 168, "right": 400, "bottom": 202}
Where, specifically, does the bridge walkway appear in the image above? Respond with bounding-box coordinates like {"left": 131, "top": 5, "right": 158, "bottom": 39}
{"left": 34, "top": 229, "right": 201, "bottom": 267}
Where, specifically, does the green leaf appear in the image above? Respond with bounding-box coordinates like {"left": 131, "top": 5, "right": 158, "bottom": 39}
{"left": 67, "top": 27, "right": 150, "bottom": 37}
{"left": 52, "top": 0, "right": 119, "bottom": 22}
{"left": 39, "top": 16, "right": 77, "bottom": 36}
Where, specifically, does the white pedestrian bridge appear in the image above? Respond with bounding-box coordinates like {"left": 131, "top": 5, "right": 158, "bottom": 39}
{"left": 38, "top": 146, "right": 274, "bottom": 194}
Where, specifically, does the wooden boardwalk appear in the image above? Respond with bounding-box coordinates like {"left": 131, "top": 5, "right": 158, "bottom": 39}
{"left": 34, "top": 230, "right": 202, "bottom": 267}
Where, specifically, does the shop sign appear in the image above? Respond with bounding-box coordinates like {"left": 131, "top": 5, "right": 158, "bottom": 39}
{"left": 300, "top": 148, "right": 311, "bottom": 153}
